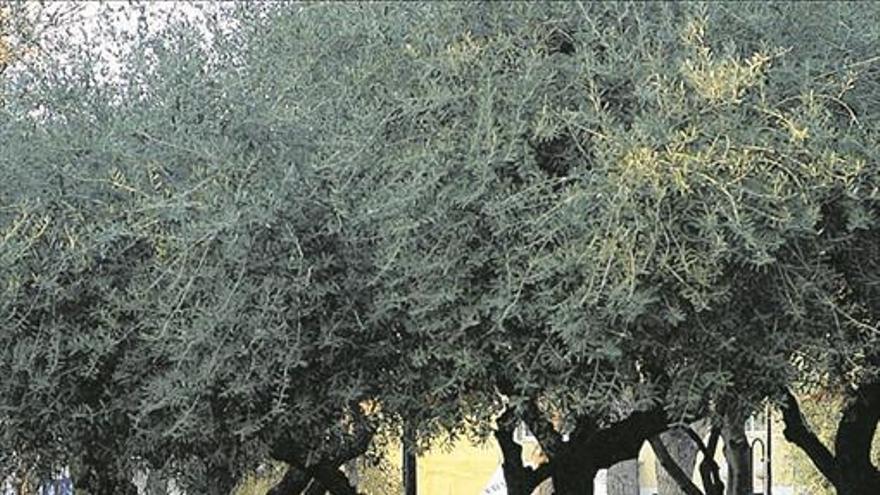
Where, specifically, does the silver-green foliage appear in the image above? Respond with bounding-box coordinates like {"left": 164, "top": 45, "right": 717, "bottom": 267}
{"left": 2, "top": 1, "right": 880, "bottom": 491}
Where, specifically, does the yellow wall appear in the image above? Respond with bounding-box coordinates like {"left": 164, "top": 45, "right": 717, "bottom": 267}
{"left": 376, "top": 437, "right": 547, "bottom": 495}
{"left": 417, "top": 441, "right": 501, "bottom": 495}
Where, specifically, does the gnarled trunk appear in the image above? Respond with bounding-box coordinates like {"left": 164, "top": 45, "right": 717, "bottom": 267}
{"left": 496, "top": 403, "right": 668, "bottom": 495}
{"left": 267, "top": 466, "right": 312, "bottom": 495}
{"left": 721, "top": 409, "right": 751, "bottom": 495}
{"left": 551, "top": 458, "right": 596, "bottom": 495}
{"left": 781, "top": 385, "right": 880, "bottom": 495}
{"left": 494, "top": 408, "right": 549, "bottom": 495}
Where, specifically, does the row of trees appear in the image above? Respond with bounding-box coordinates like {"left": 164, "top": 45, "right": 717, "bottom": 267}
{"left": 1, "top": 3, "right": 879, "bottom": 494}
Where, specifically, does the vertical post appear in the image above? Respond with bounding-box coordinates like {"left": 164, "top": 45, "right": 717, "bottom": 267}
{"left": 403, "top": 423, "right": 417, "bottom": 495}
{"left": 765, "top": 403, "right": 772, "bottom": 495}
{"left": 749, "top": 438, "right": 764, "bottom": 495}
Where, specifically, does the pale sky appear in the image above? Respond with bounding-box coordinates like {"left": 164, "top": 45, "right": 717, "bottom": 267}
{"left": 16, "top": 1, "right": 231, "bottom": 83}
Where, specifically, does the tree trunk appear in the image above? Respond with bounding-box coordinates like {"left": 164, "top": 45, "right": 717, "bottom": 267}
{"left": 266, "top": 466, "right": 312, "bottom": 495}
{"left": 656, "top": 428, "right": 700, "bottom": 495}
{"left": 267, "top": 409, "right": 372, "bottom": 495}
{"left": 834, "top": 478, "right": 880, "bottom": 495}
{"left": 607, "top": 459, "right": 639, "bottom": 495}
{"left": 650, "top": 435, "right": 703, "bottom": 495}
{"left": 495, "top": 403, "right": 668, "bottom": 495}
{"left": 551, "top": 458, "right": 596, "bottom": 495}
{"left": 495, "top": 407, "right": 549, "bottom": 495}
{"left": 403, "top": 424, "right": 417, "bottom": 495}
{"left": 305, "top": 479, "right": 327, "bottom": 495}
{"left": 699, "top": 426, "right": 725, "bottom": 495}
{"left": 208, "top": 464, "right": 238, "bottom": 495}
{"left": 780, "top": 386, "right": 880, "bottom": 495}
{"left": 309, "top": 464, "right": 361, "bottom": 495}
{"left": 721, "top": 410, "right": 751, "bottom": 495}
{"left": 833, "top": 382, "right": 880, "bottom": 495}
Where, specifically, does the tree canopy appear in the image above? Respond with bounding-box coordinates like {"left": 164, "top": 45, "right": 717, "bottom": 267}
{"left": 1, "top": 2, "right": 880, "bottom": 495}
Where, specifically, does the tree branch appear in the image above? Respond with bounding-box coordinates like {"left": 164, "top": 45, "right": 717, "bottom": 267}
{"left": 779, "top": 389, "right": 840, "bottom": 484}
{"left": 649, "top": 434, "right": 704, "bottom": 495}
{"left": 266, "top": 466, "right": 312, "bottom": 495}
{"left": 834, "top": 381, "right": 880, "bottom": 473}
{"left": 589, "top": 406, "right": 669, "bottom": 468}
{"left": 698, "top": 426, "right": 724, "bottom": 495}
{"left": 683, "top": 426, "right": 710, "bottom": 458}
{"left": 522, "top": 399, "right": 564, "bottom": 458}
{"left": 309, "top": 463, "right": 362, "bottom": 495}
{"left": 495, "top": 407, "right": 551, "bottom": 494}
{"left": 304, "top": 480, "right": 326, "bottom": 495}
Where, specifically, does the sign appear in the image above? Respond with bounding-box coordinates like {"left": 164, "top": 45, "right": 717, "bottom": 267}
{"left": 481, "top": 466, "right": 507, "bottom": 495}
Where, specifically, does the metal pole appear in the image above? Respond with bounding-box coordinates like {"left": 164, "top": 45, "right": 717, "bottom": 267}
{"left": 403, "top": 423, "right": 417, "bottom": 495}
{"left": 765, "top": 403, "right": 772, "bottom": 495}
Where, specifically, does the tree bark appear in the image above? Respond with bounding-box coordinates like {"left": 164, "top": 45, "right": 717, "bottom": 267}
{"left": 696, "top": 426, "right": 725, "bottom": 495}
{"left": 267, "top": 466, "right": 312, "bottom": 495}
{"left": 268, "top": 406, "right": 373, "bottom": 495}
{"left": 650, "top": 435, "right": 703, "bottom": 495}
{"left": 834, "top": 382, "right": 880, "bottom": 494}
{"left": 607, "top": 459, "right": 639, "bottom": 495}
{"left": 545, "top": 406, "right": 668, "bottom": 495}
{"left": 305, "top": 479, "right": 327, "bottom": 495}
{"left": 308, "top": 464, "right": 361, "bottom": 495}
{"left": 781, "top": 386, "right": 880, "bottom": 495}
{"left": 403, "top": 423, "right": 417, "bottom": 495}
{"left": 495, "top": 402, "right": 668, "bottom": 495}
{"left": 652, "top": 425, "right": 724, "bottom": 495}
{"left": 551, "top": 454, "right": 596, "bottom": 495}
{"left": 494, "top": 407, "right": 550, "bottom": 495}
{"left": 721, "top": 409, "right": 752, "bottom": 495}
{"left": 779, "top": 389, "right": 839, "bottom": 484}
{"left": 655, "top": 427, "right": 700, "bottom": 495}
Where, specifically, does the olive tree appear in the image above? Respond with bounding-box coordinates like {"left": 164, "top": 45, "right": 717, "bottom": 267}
{"left": 328, "top": 2, "right": 880, "bottom": 494}
{"left": 1, "top": 4, "right": 391, "bottom": 494}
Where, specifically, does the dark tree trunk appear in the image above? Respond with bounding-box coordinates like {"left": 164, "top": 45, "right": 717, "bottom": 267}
{"left": 697, "top": 426, "right": 725, "bottom": 495}
{"left": 268, "top": 406, "right": 373, "bottom": 495}
{"left": 833, "top": 382, "right": 880, "bottom": 495}
{"left": 308, "top": 464, "right": 361, "bottom": 495}
{"left": 650, "top": 435, "right": 703, "bottom": 495}
{"left": 655, "top": 427, "right": 700, "bottom": 495}
{"left": 496, "top": 403, "right": 668, "bottom": 495}
{"left": 781, "top": 385, "right": 880, "bottom": 495}
{"left": 267, "top": 466, "right": 312, "bottom": 495}
{"left": 403, "top": 423, "right": 417, "bottom": 495}
{"left": 494, "top": 407, "right": 549, "bottom": 495}
{"left": 651, "top": 425, "right": 724, "bottom": 495}
{"left": 304, "top": 479, "right": 327, "bottom": 495}
{"left": 721, "top": 409, "right": 752, "bottom": 495}
{"left": 551, "top": 459, "right": 596, "bottom": 495}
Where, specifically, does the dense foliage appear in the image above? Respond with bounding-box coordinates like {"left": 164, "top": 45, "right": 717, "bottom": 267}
{"left": 1, "top": 2, "right": 879, "bottom": 495}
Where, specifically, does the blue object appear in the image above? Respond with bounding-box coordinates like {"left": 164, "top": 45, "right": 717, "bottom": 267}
{"left": 39, "top": 474, "right": 73, "bottom": 495}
